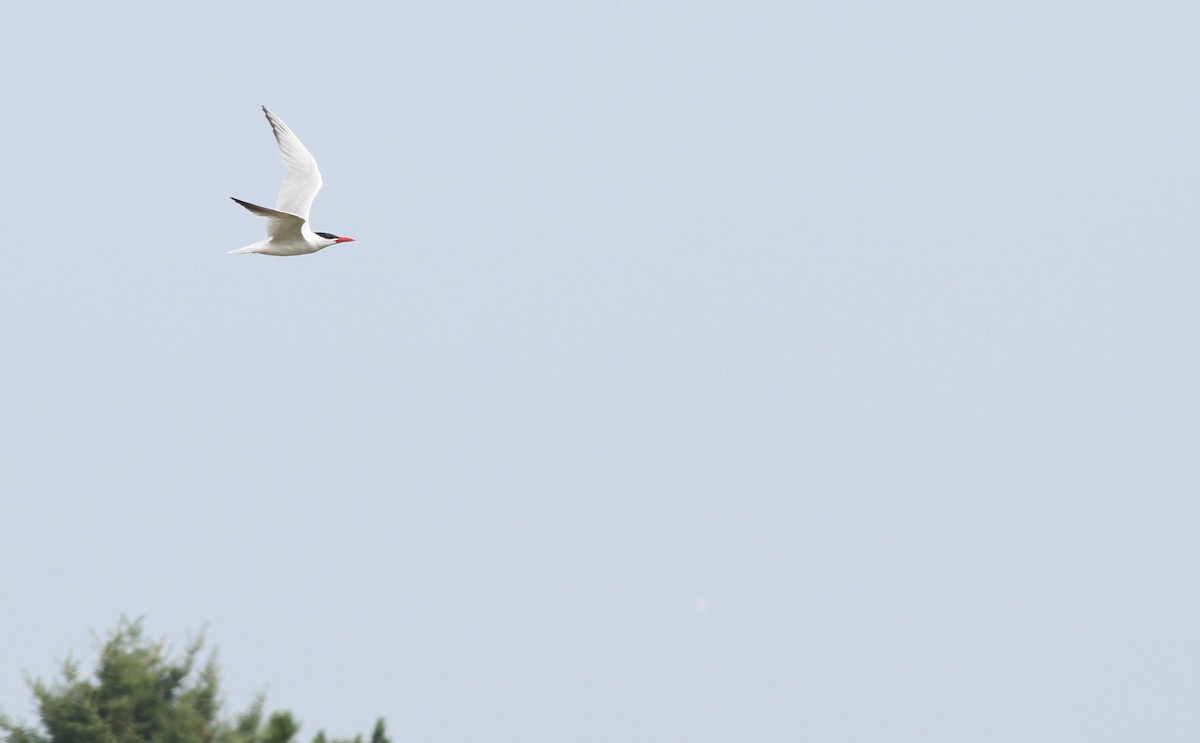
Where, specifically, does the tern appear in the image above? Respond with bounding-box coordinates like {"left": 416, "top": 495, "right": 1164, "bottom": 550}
{"left": 230, "top": 106, "right": 355, "bottom": 256}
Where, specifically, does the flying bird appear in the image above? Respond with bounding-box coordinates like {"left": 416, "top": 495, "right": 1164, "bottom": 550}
{"left": 229, "top": 106, "right": 355, "bottom": 256}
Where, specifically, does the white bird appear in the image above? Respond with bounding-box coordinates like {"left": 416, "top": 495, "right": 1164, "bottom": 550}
{"left": 229, "top": 106, "right": 355, "bottom": 256}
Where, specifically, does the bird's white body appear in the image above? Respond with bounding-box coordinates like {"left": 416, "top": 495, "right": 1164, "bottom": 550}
{"left": 230, "top": 107, "right": 354, "bottom": 256}
{"left": 228, "top": 200, "right": 340, "bottom": 256}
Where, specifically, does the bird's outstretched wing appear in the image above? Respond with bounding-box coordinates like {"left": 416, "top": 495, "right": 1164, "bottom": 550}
{"left": 262, "top": 106, "right": 323, "bottom": 221}
{"left": 230, "top": 197, "right": 306, "bottom": 242}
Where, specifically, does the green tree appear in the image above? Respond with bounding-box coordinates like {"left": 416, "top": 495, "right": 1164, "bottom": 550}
{"left": 1, "top": 619, "right": 387, "bottom": 743}
{"left": 310, "top": 718, "right": 389, "bottom": 743}
{"left": 369, "top": 719, "right": 389, "bottom": 743}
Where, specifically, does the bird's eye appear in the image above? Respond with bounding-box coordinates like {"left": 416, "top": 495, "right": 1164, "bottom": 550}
{"left": 315, "top": 232, "right": 338, "bottom": 240}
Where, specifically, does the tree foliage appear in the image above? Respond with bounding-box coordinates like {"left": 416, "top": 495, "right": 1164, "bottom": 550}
{"left": 1, "top": 619, "right": 388, "bottom": 743}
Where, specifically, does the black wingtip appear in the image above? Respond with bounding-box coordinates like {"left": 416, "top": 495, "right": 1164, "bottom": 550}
{"left": 260, "top": 106, "right": 282, "bottom": 136}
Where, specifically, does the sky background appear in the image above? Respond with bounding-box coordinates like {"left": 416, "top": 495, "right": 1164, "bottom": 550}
{"left": 1, "top": 1, "right": 1198, "bottom": 741}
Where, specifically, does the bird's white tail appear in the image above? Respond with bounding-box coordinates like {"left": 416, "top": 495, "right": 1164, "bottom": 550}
{"left": 228, "top": 240, "right": 269, "bottom": 255}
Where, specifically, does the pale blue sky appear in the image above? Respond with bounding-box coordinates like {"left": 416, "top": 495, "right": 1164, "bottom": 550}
{"left": 2, "top": 2, "right": 1198, "bottom": 741}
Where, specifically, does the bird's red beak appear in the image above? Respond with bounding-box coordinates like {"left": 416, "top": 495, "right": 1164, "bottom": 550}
{"left": 335, "top": 237, "right": 355, "bottom": 244}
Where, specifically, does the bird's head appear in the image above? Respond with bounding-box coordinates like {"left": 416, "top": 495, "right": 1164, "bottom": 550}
{"left": 315, "top": 231, "right": 356, "bottom": 248}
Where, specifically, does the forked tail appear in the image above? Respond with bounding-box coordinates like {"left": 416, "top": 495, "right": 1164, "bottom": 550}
{"left": 228, "top": 240, "right": 269, "bottom": 255}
